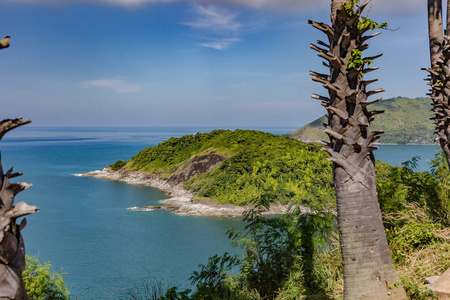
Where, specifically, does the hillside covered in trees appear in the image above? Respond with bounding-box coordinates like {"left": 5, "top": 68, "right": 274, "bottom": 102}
{"left": 109, "top": 129, "right": 401, "bottom": 210}
{"left": 108, "top": 129, "right": 450, "bottom": 299}
{"left": 285, "top": 97, "right": 435, "bottom": 144}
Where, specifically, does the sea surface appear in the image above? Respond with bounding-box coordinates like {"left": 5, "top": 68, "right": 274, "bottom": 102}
{"left": 0, "top": 126, "right": 439, "bottom": 299}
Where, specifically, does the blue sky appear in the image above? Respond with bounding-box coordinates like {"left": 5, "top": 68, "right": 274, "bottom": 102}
{"left": 0, "top": 0, "right": 429, "bottom": 127}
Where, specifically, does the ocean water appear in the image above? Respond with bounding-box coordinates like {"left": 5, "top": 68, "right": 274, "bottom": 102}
{"left": 376, "top": 144, "right": 439, "bottom": 171}
{"left": 0, "top": 126, "right": 296, "bottom": 300}
{"left": 0, "top": 126, "right": 439, "bottom": 299}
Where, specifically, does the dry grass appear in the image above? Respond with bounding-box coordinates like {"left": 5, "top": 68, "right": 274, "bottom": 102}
{"left": 384, "top": 202, "right": 450, "bottom": 298}
{"left": 383, "top": 202, "right": 431, "bottom": 224}
{"left": 396, "top": 234, "right": 450, "bottom": 284}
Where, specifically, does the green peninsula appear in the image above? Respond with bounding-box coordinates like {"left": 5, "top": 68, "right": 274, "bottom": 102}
{"left": 285, "top": 97, "right": 435, "bottom": 144}
{"left": 108, "top": 129, "right": 395, "bottom": 209}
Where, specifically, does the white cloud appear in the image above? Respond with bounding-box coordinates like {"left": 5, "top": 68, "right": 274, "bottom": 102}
{"left": 197, "top": 38, "right": 241, "bottom": 50}
{"left": 183, "top": 3, "right": 243, "bottom": 50}
{"left": 183, "top": 3, "right": 241, "bottom": 33}
{"left": 84, "top": 78, "right": 141, "bottom": 93}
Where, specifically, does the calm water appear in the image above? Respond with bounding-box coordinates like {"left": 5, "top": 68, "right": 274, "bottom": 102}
{"left": 376, "top": 144, "right": 439, "bottom": 171}
{"left": 1, "top": 126, "right": 295, "bottom": 300}
{"left": 0, "top": 126, "right": 439, "bottom": 299}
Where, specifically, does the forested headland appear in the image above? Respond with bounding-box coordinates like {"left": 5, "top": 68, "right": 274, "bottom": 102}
{"left": 107, "top": 129, "right": 407, "bottom": 210}
{"left": 107, "top": 129, "right": 450, "bottom": 299}
{"left": 285, "top": 97, "right": 435, "bottom": 145}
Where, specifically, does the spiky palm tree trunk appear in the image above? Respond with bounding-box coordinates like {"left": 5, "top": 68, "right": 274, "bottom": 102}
{"left": 309, "top": 0, "right": 406, "bottom": 298}
{"left": 0, "top": 34, "right": 38, "bottom": 300}
{"left": 0, "top": 118, "right": 38, "bottom": 300}
{"left": 425, "top": 0, "right": 450, "bottom": 168}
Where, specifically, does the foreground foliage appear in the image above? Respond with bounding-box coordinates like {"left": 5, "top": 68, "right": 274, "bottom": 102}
{"left": 380, "top": 153, "right": 450, "bottom": 299}
{"left": 124, "top": 152, "right": 450, "bottom": 300}
{"left": 23, "top": 255, "right": 70, "bottom": 300}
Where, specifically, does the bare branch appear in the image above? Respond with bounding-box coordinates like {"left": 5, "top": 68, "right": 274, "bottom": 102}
{"left": 367, "top": 88, "right": 385, "bottom": 97}
{"left": 311, "top": 93, "right": 330, "bottom": 102}
{"left": 0, "top": 118, "right": 32, "bottom": 142}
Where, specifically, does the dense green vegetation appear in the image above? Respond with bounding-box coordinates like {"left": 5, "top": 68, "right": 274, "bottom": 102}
{"left": 124, "top": 153, "right": 450, "bottom": 300}
{"left": 23, "top": 255, "right": 70, "bottom": 300}
{"left": 106, "top": 129, "right": 450, "bottom": 299}
{"left": 109, "top": 129, "right": 450, "bottom": 299}
{"left": 109, "top": 129, "right": 400, "bottom": 208}
{"left": 285, "top": 97, "right": 435, "bottom": 144}
{"left": 183, "top": 132, "right": 334, "bottom": 207}
{"left": 110, "top": 129, "right": 336, "bottom": 207}
{"left": 109, "top": 159, "right": 127, "bottom": 171}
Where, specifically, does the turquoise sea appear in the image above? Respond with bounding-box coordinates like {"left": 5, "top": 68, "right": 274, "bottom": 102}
{"left": 0, "top": 126, "right": 439, "bottom": 299}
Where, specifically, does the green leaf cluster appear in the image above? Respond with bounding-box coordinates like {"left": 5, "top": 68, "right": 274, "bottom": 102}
{"left": 23, "top": 255, "right": 70, "bottom": 300}
{"left": 343, "top": 0, "right": 387, "bottom": 72}
{"left": 343, "top": 0, "right": 358, "bottom": 16}
{"left": 343, "top": 0, "right": 387, "bottom": 31}
{"left": 347, "top": 48, "right": 372, "bottom": 70}
{"left": 357, "top": 16, "right": 388, "bottom": 31}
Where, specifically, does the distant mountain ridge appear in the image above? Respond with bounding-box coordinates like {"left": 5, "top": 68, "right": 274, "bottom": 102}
{"left": 285, "top": 97, "right": 436, "bottom": 144}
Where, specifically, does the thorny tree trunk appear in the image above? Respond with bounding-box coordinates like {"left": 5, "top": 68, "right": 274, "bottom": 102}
{"left": 309, "top": 0, "right": 406, "bottom": 298}
{"left": 0, "top": 118, "right": 38, "bottom": 300}
{"left": 0, "top": 35, "right": 38, "bottom": 300}
{"left": 425, "top": 0, "right": 450, "bottom": 168}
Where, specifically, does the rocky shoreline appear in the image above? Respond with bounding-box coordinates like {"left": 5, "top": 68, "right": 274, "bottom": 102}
{"left": 81, "top": 168, "right": 302, "bottom": 217}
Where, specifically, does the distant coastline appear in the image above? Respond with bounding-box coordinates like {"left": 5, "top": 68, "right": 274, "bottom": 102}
{"left": 285, "top": 97, "right": 436, "bottom": 145}
{"left": 295, "top": 139, "right": 437, "bottom": 146}
{"left": 81, "top": 168, "right": 300, "bottom": 217}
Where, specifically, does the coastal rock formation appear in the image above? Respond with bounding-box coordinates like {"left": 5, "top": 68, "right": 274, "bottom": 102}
{"left": 168, "top": 151, "right": 226, "bottom": 184}
{"left": 82, "top": 168, "right": 299, "bottom": 217}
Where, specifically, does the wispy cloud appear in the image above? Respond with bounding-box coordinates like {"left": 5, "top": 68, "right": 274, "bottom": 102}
{"left": 197, "top": 38, "right": 241, "bottom": 51}
{"left": 183, "top": 3, "right": 241, "bottom": 33}
{"left": 84, "top": 78, "right": 141, "bottom": 93}
{"left": 183, "top": 3, "right": 243, "bottom": 50}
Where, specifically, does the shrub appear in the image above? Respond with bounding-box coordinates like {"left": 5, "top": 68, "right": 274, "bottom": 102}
{"left": 109, "top": 160, "right": 127, "bottom": 171}
{"left": 23, "top": 255, "right": 70, "bottom": 300}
